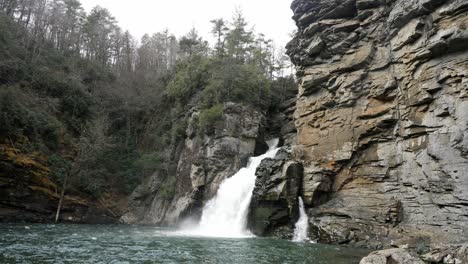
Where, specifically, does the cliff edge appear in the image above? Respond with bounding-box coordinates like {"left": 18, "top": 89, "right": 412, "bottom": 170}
{"left": 289, "top": 0, "right": 468, "bottom": 247}
{"left": 251, "top": 0, "right": 468, "bottom": 256}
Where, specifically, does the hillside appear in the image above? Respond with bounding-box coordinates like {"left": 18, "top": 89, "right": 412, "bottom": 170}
{"left": 0, "top": 1, "right": 296, "bottom": 223}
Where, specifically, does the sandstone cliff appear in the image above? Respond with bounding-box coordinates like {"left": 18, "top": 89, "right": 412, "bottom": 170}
{"left": 250, "top": 0, "right": 468, "bottom": 256}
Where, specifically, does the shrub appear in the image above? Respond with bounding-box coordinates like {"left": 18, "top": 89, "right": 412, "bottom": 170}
{"left": 166, "top": 55, "right": 211, "bottom": 103}
{"left": 0, "top": 86, "right": 63, "bottom": 148}
{"left": 171, "top": 119, "right": 188, "bottom": 141}
{"left": 60, "top": 87, "right": 94, "bottom": 122}
{"left": 198, "top": 104, "right": 223, "bottom": 134}
{"left": 159, "top": 176, "right": 176, "bottom": 201}
{"left": 134, "top": 152, "right": 162, "bottom": 176}
{"left": 48, "top": 154, "right": 72, "bottom": 185}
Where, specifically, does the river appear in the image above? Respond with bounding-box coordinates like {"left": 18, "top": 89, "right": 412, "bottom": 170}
{"left": 0, "top": 224, "right": 369, "bottom": 263}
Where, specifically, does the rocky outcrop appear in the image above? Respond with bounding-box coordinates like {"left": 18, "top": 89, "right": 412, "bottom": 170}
{"left": 122, "top": 103, "right": 268, "bottom": 225}
{"left": 360, "top": 243, "right": 468, "bottom": 264}
{"left": 360, "top": 248, "right": 425, "bottom": 264}
{"left": 422, "top": 243, "right": 468, "bottom": 263}
{"left": 251, "top": 0, "right": 468, "bottom": 253}
{"left": 248, "top": 147, "right": 304, "bottom": 237}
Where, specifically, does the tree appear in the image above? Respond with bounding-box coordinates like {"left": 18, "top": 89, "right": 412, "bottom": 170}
{"left": 119, "top": 30, "right": 135, "bottom": 73}
{"left": 225, "top": 9, "right": 253, "bottom": 62}
{"left": 210, "top": 18, "right": 229, "bottom": 57}
{"left": 250, "top": 33, "right": 275, "bottom": 77}
{"left": 1, "top": 0, "right": 18, "bottom": 17}
{"left": 82, "top": 6, "right": 118, "bottom": 65}
{"left": 179, "top": 28, "right": 208, "bottom": 57}
{"left": 137, "top": 30, "right": 177, "bottom": 75}
{"left": 62, "top": 0, "right": 85, "bottom": 53}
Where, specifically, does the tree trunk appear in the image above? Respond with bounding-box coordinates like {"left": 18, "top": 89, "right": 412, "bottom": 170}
{"left": 54, "top": 172, "right": 69, "bottom": 223}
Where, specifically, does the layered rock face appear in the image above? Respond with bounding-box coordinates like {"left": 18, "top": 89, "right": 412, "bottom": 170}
{"left": 0, "top": 145, "right": 119, "bottom": 224}
{"left": 253, "top": 0, "right": 468, "bottom": 252}
{"left": 122, "top": 103, "right": 269, "bottom": 225}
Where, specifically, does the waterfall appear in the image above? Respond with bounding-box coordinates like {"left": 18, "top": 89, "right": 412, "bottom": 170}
{"left": 179, "top": 139, "right": 280, "bottom": 238}
{"left": 292, "top": 197, "right": 309, "bottom": 242}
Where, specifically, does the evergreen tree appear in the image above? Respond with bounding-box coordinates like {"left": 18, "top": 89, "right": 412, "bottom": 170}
{"left": 210, "top": 18, "right": 229, "bottom": 57}
{"left": 225, "top": 9, "right": 253, "bottom": 62}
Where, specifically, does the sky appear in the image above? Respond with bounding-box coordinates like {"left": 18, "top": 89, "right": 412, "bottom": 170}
{"left": 79, "top": 0, "right": 296, "bottom": 49}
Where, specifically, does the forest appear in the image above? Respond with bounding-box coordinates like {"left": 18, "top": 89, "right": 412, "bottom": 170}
{"left": 0, "top": 0, "right": 295, "bottom": 203}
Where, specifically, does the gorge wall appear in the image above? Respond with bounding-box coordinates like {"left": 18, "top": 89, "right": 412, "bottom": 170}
{"left": 121, "top": 100, "right": 296, "bottom": 225}
{"left": 122, "top": 103, "right": 264, "bottom": 224}
{"left": 249, "top": 0, "right": 468, "bottom": 256}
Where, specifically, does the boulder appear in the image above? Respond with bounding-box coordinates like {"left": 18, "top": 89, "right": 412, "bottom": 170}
{"left": 360, "top": 249, "right": 425, "bottom": 264}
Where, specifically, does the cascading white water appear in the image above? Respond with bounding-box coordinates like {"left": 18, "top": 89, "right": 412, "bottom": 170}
{"left": 179, "top": 139, "right": 280, "bottom": 238}
{"left": 292, "top": 197, "right": 309, "bottom": 242}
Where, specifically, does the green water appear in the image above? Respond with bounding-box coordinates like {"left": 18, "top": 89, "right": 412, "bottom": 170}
{"left": 0, "top": 224, "right": 368, "bottom": 263}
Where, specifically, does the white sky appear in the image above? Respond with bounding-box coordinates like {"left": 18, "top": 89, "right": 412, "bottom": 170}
{"left": 79, "top": 0, "right": 296, "bottom": 49}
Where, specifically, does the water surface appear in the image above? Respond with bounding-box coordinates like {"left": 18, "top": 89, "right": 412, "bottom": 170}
{"left": 0, "top": 224, "right": 368, "bottom": 263}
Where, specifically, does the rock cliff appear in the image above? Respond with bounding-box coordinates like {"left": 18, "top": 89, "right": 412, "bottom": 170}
{"left": 250, "top": 0, "right": 468, "bottom": 256}
{"left": 122, "top": 103, "right": 277, "bottom": 225}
